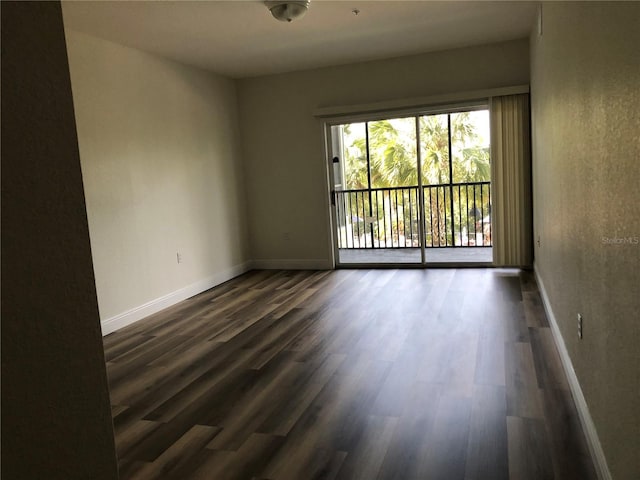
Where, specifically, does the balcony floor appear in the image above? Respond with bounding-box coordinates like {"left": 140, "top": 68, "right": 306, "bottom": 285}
{"left": 338, "top": 247, "right": 493, "bottom": 265}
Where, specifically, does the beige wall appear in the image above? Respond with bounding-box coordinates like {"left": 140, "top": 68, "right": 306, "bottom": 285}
{"left": 530, "top": 3, "right": 640, "bottom": 478}
{"left": 1, "top": 2, "right": 118, "bottom": 478}
{"left": 237, "top": 39, "right": 530, "bottom": 266}
{"left": 64, "top": 31, "right": 250, "bottom": 325}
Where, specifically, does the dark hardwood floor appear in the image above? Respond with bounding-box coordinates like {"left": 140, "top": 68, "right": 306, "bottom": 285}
{"left": 103, "top": 269, "right": 597, "bottom": 480}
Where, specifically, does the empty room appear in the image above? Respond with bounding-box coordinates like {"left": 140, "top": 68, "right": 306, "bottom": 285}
{"left": 2, "top": 1, "right": 639, "bottom": 480}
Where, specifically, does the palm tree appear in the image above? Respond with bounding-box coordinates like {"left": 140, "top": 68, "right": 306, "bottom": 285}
{"left": 420, "top": 114, "right": 452, "bottom": 246}
{"left": 450, "top": 112, "right": 491, "bottom": 245}
{"left": 368, "top": 119, "right": 417, "bottom": 245}
{"left": 368, "top": 119, "right": 417, "bottom": 188}
{"left": 451, "top": 112, "right": 490, "bottom": 183}
{"left": 342, "top": 123, "right": 368, "bottom": 190}
{"left": 419, "top": 112, "right": 491, "bottom": 246}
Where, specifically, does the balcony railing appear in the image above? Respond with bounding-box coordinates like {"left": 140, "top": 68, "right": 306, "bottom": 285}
{"left": 335, "top": 182, "right": 491, "bottom": 249}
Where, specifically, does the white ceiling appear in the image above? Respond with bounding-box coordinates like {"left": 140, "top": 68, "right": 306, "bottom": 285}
{"left": 62, "top": 0, "right": 538, "bottom": 79}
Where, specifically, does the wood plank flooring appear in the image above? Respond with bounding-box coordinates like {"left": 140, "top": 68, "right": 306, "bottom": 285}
{"left": 104, "top": 269, "right": 597, "bottom": 480}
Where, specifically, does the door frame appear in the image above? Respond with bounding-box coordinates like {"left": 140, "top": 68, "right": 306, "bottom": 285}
{"left": 322, "top": 102, "right": 493, "bottom": 268}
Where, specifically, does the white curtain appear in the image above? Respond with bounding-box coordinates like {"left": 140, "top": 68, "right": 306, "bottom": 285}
{"left": 490, "top": 94, "right": 533, "bottom": 267}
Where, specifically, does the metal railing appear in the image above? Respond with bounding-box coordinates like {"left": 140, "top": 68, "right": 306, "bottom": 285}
{"left": 335, "top": 182, "right": 491, "bottom": 249}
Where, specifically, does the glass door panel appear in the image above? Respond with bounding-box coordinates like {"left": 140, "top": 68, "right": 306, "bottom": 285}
{"left": 419, "top": 110, "right": 493, "bottom": 263}
{"left": 331, "top": 119, "right": 421, "bottom": 265}
{"left": 329, "top": 108, "right": 492, "bottom": 266}
{"left": 420, "top": 114, "right": 452, "bottom": 250}
{"left": 450, "top": 110, "right": 492, "bottom": 249}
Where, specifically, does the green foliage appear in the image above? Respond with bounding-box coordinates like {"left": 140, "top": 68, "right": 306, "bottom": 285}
{"left": 338, "top": 111, "right": 492, "bottom": 247}
{"left": 420, "top": 114, "right": 450, "bottom": 185}
{"left": 342, "top": 111, "right": 490, "bottom": 189}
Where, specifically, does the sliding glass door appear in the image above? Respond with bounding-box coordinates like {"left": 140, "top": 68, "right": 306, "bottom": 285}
{"left": 330, "top": 117, "right": 422, "bottom": 264}
{"left": 329, "top": 107, "right": 492, "bottom": 266}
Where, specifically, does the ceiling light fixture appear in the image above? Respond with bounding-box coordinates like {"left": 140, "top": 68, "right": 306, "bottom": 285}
{"left": 265, "top": 1, "right": 310, "bottom": 23}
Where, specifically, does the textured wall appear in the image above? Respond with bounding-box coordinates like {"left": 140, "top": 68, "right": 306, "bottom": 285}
{"left": 530, "top": 3, "right": 640, "bottom": 478}
{"left": 1, "top": 2, "right": 118, "bottom": 479}
{"left": 238, "top": 39, "right": 530, "bottom": 265}
{"left": 64, "top": 31, "right": 250, "bottom": 322}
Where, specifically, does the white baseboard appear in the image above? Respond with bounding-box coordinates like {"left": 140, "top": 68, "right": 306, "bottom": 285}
{"left": 100, "top": 261, "right": 253, "bottom": 336}
{"left": 533, "top": 263, "right": 612, "bottom": 480}
{"left": 252, "top": 258, "right": 333, "bottom": 270}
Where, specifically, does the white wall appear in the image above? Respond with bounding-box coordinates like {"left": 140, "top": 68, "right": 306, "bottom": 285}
{"left": 530, "top": 3, "right": 640, "bottom": 479}
{"left": 65, "top": 31, "right": 250, "bottom": 332}
{"left": 237, "top": 39, "right": 530, "bottom": 267}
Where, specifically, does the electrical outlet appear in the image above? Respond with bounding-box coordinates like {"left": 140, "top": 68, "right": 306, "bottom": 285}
{"left": 177, "top": 252, "right": 183, "bottom": 264}
{"left": 577, "top": 313, "right": 583, "bottom": 339}
{"left": 283, "top": 232, "right": 291, "bottom": 241}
